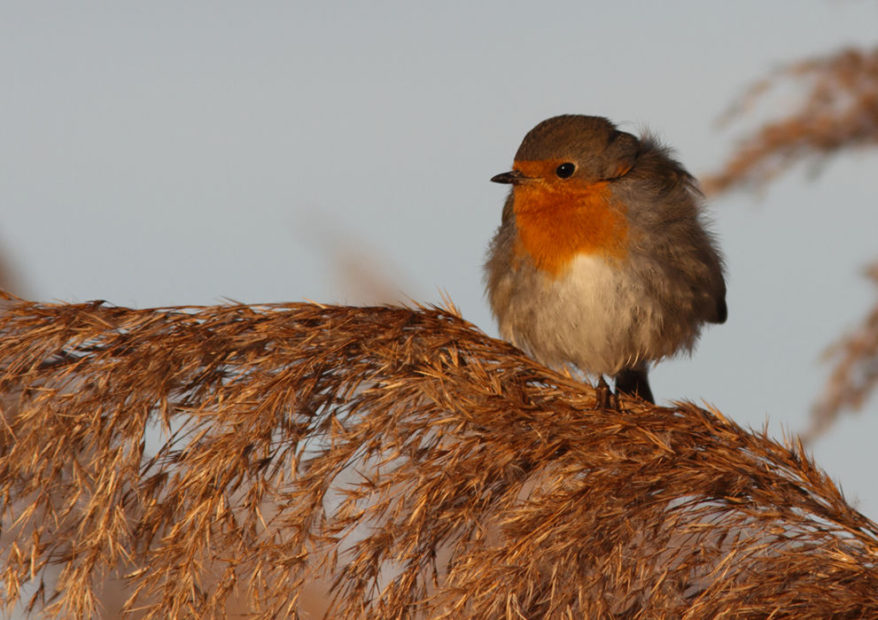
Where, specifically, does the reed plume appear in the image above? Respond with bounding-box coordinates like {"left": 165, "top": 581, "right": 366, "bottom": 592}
{"left": 806, "top": 261, "right": 878, "bottom": 441}
{"left": 0, "top": 294, "right": 876, "bottom": 618}
{"left": 706, "top": 45, "right": 878, "bottom": 439}
{"left": 704, "top": 47, "right": 878, "bottom": 195}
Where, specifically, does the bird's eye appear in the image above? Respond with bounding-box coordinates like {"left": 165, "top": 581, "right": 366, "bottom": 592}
{"left": 555, "top": 162, "right": 576, "bottom": 178}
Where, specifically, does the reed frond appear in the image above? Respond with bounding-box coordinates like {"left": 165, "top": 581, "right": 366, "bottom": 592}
{"left": 0, "top": 294, "right": 876, "bottom": 617}
{"left": 704, "top": 47, "right": 878, "bottom": 194}
{"left": 807, "top": 262, "right": 878, "bottom": 441}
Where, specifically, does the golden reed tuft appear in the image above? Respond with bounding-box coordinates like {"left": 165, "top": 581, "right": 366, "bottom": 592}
{"left": 0, "top": 292, "right": 877, "bottom": 617}
{"left": 705, "top": 45, "right": 878, "bottom": 440}
{"left": 704, "top": 47, "right": 878, "bottom": 195}
{"left": 807, "top": 261, "right": 878, "bottom": 441}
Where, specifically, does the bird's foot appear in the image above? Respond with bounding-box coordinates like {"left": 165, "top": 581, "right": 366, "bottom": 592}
{"left": 595, "top": 376, "right": 618, "bottom": 409}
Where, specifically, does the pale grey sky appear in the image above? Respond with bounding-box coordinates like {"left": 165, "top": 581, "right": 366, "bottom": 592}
{"left": 2, "top": 1, "right": 878, "bottom": 519}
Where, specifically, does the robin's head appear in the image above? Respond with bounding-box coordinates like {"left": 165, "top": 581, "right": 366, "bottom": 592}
{"left": 492, "top": 115, "right": 640, "bottom": 187}
{"left": 491, "top": 115, "right": 639, "bottom": 273}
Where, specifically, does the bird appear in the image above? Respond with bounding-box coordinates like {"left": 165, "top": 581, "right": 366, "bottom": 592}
{"left": 484, "top": 115, "right": 726, "bottom": 404}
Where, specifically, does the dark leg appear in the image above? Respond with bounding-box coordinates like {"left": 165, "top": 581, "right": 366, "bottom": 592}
{"left": 595, "top": 376, "right": 612, "bottom": 409}
{"left": 614, "top": 366, "right": 654, "bottom": 404}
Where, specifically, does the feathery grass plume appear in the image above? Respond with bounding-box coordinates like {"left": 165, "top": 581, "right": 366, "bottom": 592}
{"left": 704, "top": 45, "right": 878, "bottom": 439}
{"left": 704, "top": 47, "right": 878, "bottom": 195}
{"left": 1, "top": 293, "right": 877, "bottom": 618}
{"left": 806, "top": 261, "right": 878, "bottom": 442}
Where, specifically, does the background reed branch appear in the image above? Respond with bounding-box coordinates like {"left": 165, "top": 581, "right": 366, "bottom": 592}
{"left": 704, "top": 47, "right": 878, "bottom": 195}
{"left": 705, "top": 45, "right": 878, "bottom": 439}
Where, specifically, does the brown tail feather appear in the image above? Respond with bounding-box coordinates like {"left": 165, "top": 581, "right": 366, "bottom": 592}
{"left": 614, "top": 366, "right": 654, "bottom": 403}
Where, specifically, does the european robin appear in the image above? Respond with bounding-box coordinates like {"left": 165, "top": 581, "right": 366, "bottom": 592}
{"left": 485, "top": 115, "right": 726, "bottom": 404}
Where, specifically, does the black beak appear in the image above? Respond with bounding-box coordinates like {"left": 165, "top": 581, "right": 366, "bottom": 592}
{"left": 491, "top": 170, "right": 528, "bottom": 185}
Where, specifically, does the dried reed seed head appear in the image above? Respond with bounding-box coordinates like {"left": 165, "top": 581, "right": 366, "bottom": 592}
{"left": 705, "top": 46, "right": 878, "bottom": 442}
{"left": 0, "top": 295, "right": 877, "bottom": 617}
{"left": 704, "top": 47, "right": 878, "bottom": 195}
{"left": 806, "top": 259, "right": 878, "bottom": 441}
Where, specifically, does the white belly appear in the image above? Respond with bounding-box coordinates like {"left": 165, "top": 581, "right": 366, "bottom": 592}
{"left": 496, "top": 254, "right": 701, "bottom": 376}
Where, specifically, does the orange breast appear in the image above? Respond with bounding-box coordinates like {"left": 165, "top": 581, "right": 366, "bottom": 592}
{"left": 512, "top": 164, "right": 629, "bottom": 276}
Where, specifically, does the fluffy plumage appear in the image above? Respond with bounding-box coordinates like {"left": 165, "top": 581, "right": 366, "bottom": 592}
{"left": 485, "top": 115, "right": 726, "bottom": 402}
